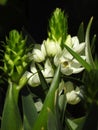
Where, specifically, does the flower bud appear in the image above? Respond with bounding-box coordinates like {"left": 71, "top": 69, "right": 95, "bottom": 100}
{"left": 43, "top": 38, "right": 62, "bottom": 57}
{"left": 30, "top": 44, "right": 46, "bottom": 63}
{"left": 66, "top": 89, "right": 81, "bottom": 105}
{"left": 59, "top": 80, "right": 81, "bottom": 105}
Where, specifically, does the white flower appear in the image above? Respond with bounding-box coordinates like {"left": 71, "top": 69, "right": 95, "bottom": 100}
{"left": 26, "top": 59, "right": 54, "bottom": 87}
{"left": 66, "top": 90, "right": 80, "bottom": 105}
{"left": 59, "top": 80, "right": 81, "bottom": 105}
{"left": 64, "top": 35, "right": 85, "bottom": 54}
{"left": 43, "top": 38, "right": 62, "bottom": 57}
{"left": 26, "top": 66, "right": 40, "bottom": 87}
{"left": 54, "top": 35, "right": 86, "bottom": 75}
{"left": 41, "top": 59, "right": 54, "bottom": 83}
{"left": 54, "top": 48, "right": 85, "bottom": 75}
{"left": 29, "top": 44, "right": 46, "bottom": 63}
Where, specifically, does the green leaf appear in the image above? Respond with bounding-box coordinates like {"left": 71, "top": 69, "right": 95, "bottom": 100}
{"left": 64, "top": 44, "right": 92, "bottom": 72}
{"left": 47, "top": 89, "right": 64, "bottom": 130}
{"left": 73, "top": 116, "right": 86, "bottom": 130}
{"left": 65, "top": 118, "right": 78, "bottom": 130}
{"left": 1, "top": 82, "right": 23, "bottom": 130}
{"left": 85, "top": 17, "right": 95, "bottom": 68}
{"left": 58, "top": 93, "right": 67, "bottom": 123}
{"left": 47, "top": 109, "right": 60, "bottom": 130}
{"left": 35, "top": 63, "right": 49, "bottom": 94}
{"left": 77, "top": 22, "right": 85, "bottom": 42}
{"left": 32, "top": 65, "right": 61, "bottom": 130}
{"left": 94, "top": 55, "right": 98, "bottom": 69}
{"left": 91, "top": 34, "right": 96, "bottom": 55}
{"left": 22, "top": 94, "right": 38, "bottom": 130}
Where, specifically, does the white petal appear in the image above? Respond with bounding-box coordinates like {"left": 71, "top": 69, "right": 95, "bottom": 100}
{"left": 54, "top": 48, "right": 73, "bottom": 67}
{"left": 70, "top": 57, "right": 85, "bottom": 74}
{"left": 32, "top": 49, "right": 45, "bottom": 62}
{"left": 25, "top": 71, "right": 40, "bottom": 87}
{"left": 72, "top": 67, "right": 84, "bottom": 74}
{"left": 42, "top": 59, "right": 54, "bottom": 83}
{"left": 72, "top": 36, "right": 79, "bottom": 47}
{"left": 25, "top": 71, "right": 32, "bottom": 79}
{"left": 54, "top": 54, "right": 60, "bottom": 66}
{"left": 30, "top": 62, "right": 37, "bottom": 73}
{"left": 28, "top": 72, "right": 40, "bottom": 87}
{"left": 64, "top": 35, "right": 73, "bottom": 47}
{"left": 71, "top": 36, "right": 85, "bottom": 53}
{"left": 71, "top": 59, "right": 82, "bottom": 68}
{"left": 66, "top": 90, "right": 81, "bottom": 105}
{"left": 44, "top": 39, "right": 62, "bottom": 56}
{"left": 73, "top": 42, "right": 85, "bottom": 53}
{"left": 59, "top": 81, "right": 81, "bottom": 105}
{"left": 61, "top": 65, "right": 73, "bottom": 75}
{"left": 62, "top": 48, "right": 73, "bottom": 60}
{"left": 41, "top": 43, "right": 46, "bottom": 57}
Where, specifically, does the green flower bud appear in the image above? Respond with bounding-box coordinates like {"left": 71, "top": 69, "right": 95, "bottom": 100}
{"left": 3, "top": 30, "right": 29, "bottom": 82}
{"left": 48, "top": 8, "right": 68, "bottom": 45}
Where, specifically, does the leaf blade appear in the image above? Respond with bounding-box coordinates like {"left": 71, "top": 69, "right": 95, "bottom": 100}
{"left": 22, "top": 94, "right": 38, "bottom": 130}
{"left": 64, "top": 44, "right": 92, "bottom": 72}
{"left": 32, "top": 65, "right": 61, "bottom": 130}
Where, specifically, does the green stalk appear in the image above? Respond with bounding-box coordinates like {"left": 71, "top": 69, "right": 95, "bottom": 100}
{"left": 1, "top": 79, "right": 23, "bottom": 130}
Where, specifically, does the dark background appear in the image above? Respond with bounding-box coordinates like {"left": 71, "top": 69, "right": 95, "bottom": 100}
{"left": 0, "top": 0, "right": 98, "bottom": 44}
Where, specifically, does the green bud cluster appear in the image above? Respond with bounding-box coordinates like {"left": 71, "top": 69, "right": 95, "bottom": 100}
{"left": 48, "top": 8, "right": 68, "bottom": 45}
{"left": 3, "top": 30, "right": 28, "bottom": 82}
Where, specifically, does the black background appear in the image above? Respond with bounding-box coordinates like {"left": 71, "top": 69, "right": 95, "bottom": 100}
{"left": 26, "top": 0, "right": 98, "bottom": 44}
{"left": 0, "top": 0, "right": 98, "bottom": 44}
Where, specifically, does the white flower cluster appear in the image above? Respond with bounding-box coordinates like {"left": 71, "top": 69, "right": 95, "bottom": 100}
{"left": 26, "top": 35, "right": 86, "bottom": 104}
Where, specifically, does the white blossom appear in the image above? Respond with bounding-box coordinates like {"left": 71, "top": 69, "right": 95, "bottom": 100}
{"left": 26, "top": 59, "right": 54, "bottom": 87}
{"left": 54, "top": 35, "right": 86, "bottom": 75}
{"left": 43, "top": 38, "right": 62, "bottom": 57}
{"left": 28, "top": 44, "right": 46, "bottom": 63}
{"left": 64, "top": 35, "right": 85, "bottom": 53}
{"left": 59, "top": 80, "right": 81, "bottom": 105}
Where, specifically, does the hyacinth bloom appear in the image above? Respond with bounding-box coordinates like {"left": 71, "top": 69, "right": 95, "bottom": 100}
{"left": 59, "top": 80, "right": 81, "bottom": 105}
{"left": 27, "top": 59, "right": 54, "bottom": 87}
{"left": 54, "top": 35, "right": 86, "bottom": 75}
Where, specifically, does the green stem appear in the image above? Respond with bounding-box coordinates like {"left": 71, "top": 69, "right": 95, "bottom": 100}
{"left": 8, "top": 79, "right": 20, "bottom": 104}
{"left": 1, "top": 79, "right": 23, "bottom": 130}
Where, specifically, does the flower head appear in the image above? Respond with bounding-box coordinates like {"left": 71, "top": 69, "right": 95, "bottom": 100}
{"left": 43, "top": 38, "right": 62, "bottom": 57}
{"left": 27, "top": 59, "right": 54, "bottom": 87}
{"left": 64, "top": 35, "right": 85, "bottom": 53}
{"left": 29, "top": 44, "right": 46, "bottom": 63}
{"left": 59, "top": 80, "right": 81, "bottom": 105}
{"left": 54, "top": 35, "right": 86, "bottom": 75}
